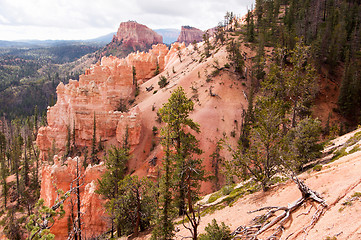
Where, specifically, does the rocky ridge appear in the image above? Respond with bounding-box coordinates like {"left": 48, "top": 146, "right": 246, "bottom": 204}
{"left": 174, "top": 129, "right": 361, "bottom": 240}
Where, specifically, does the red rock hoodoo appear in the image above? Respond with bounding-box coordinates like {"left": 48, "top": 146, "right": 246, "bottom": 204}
{"left": 177, "top": 26, "right": 204, "bottom": 45}
{"left": 36, "top": 44, "right": 169, "bottom": 160}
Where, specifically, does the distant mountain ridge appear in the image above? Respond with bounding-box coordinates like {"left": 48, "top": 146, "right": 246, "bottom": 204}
{"left": 154, "top": 28, "right": 180, "bottom": 44}
{"left": 0, "top": 39, "right": 106, "bottom": 49}
{"left": 0, "top": 34, "right": 117, "bottom": 49}
{"left": 0, "top": 27, "right": 198, "bottom": 48}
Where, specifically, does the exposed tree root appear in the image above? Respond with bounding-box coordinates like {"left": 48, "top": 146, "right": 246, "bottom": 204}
{"left": 231, "top": 174, "right": 327, "bottom": 240}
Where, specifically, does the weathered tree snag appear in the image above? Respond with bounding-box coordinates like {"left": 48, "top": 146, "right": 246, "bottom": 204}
{"left": 182, "top": 206, "right": 201, "bottom": 240}
{"left": 28, "top": 172, "right": 84, "bottom": 240}
{"left": 231, "top": 174, "right": 327, "bottom": 240}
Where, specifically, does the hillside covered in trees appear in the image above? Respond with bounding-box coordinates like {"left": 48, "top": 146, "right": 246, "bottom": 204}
{"left": 0, "top": 42, "right": 102, "bottom": 119}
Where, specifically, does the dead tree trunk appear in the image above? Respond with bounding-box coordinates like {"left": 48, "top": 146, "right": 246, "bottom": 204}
{"left": 28, "top": 171, "right": 84, "bottom": 240}
{"left": 231, "top": 174, "right": 327, "bottom": 240}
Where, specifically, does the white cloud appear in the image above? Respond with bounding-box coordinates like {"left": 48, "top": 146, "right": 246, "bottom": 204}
{"left": 0, "top": 0, "right": 254, "bottom": 40}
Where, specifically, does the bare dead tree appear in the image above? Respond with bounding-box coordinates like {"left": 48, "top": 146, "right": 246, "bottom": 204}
{"left": 67, "top": 157, "right": 84, "bottom": 240}
{"left": 182, "top": 206, "right": 201, "bottom": 240}
{"left": 180, "top": 165, "right": 203, "bottom": 240}
{"left": 28, "top": 169, "right": 85, "bottom": 240}
{"left": 231, "top": 170, "right": 327, "bottom": 240}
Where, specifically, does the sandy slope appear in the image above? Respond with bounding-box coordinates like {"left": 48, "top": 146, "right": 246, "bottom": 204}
{"left": 131, "top": 42, "right": 249, "bottom": 193}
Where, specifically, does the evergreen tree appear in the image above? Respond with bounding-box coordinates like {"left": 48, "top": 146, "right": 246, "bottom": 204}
{"left": 157, "top": 86, "right": 202, "bottom": 216}
{"left": 231, "top": 96, "right": 284, "bottom": 191}
{"left": 153, "top": 87, "right": 203, "bottom": 240}
{"left": 262, "top": 40, "right": 317, "bottom": 127}
{"left": 246, "top": 10, "right": 255, "bottom": 42}
{"left": 97, "top": 145, "right": 129, "bottom": 237}
{"left": 226, "top": 39, "right": 244, "bottom": 76}
{"left": 284, "top": 117, "right": 323, "bottom": 171}
{"left": 112, "top": 175, "right": 156, "bottom": 237}
{"left": 203, "top": 31, "right": 212, "bottom": 58}
{"left": 0, "top": 132, "right": 7, "bottom": 208}
{"left": 151, "top": 128, "right": 174, "bottom": 240}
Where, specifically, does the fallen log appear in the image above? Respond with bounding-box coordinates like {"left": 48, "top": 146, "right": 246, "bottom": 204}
{"left": 231, "top": 173, "right": 327, "bottom": 240}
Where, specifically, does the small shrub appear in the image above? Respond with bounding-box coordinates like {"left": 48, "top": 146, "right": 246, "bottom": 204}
{"left": 221, "top": 185, "right": 234, "bottom": 196}
{"left": 211, "top": 69, "right": 220, "bottom": 77}
{"left": 230, "top": 130, "right": 236, "bottom": 138}
{"left": 158, "top": 75, "right": 169, "bottom": 88}
{"left": 346, "top": 131, "right": 361, "bottom": 146}
{"left": 349, "top": 144, "right": 360, "bottom": 154}
{"left": 324, "top": 236, "right": 337, "bottom": 240}
{"left": 150, "top": 139, "right": 157, "bottom": 151}
{"left": 208, "top": 192, "right": 222, "bottom": 203}
{"left": 156, "top": 112, "right": 162, "bottom": 123}
{"left": 117, "top": 100, "right": 128, "bottom": 112}
{"left": 134, "top": 87, "right": 140, "bottom": 97}
{"left": 352, "top": 192, "right": 361, "bottom": 198}
{"left": 224, "top": 63, "right": 230, "bottom": 68}
{"left": 332, "top": 147, "right": 347, "bottom": 161}
{"left": 313, "top": 164, "right": 322, "bottom": 172}
{"left": 154, "top": 62, "right": 160, "bottom": 76}
{"left": 152, "top": 126, "right": 158, "bottom": 135}
{"left": 153, "top": 90, "right": 158, "bottom": 94}
{"left": 198, "top": 219, "right": 231, "bottom": 240}
{"left": 201, "top": 205, "right": 226, "bottom": 216}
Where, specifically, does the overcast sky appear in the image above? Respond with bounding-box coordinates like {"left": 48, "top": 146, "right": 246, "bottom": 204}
{"left": 0, "top": 0, "right": 255, "bottom": 41}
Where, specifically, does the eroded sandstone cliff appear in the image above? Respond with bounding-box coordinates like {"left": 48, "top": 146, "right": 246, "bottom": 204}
{"left": 36, "top": 44, "right": 169, "bottom": 160}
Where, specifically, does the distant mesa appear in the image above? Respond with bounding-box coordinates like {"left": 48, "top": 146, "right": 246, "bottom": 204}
{"left": 101, "top": 21, "right": 163, "bottom": 58}
{"left": 112, "top": 21, "right": 163, "bottom": 47}
{"left": 177, "top": 25, "right": 204, "bottom": 45}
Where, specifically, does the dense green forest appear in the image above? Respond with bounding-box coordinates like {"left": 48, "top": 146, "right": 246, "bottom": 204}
{"left": 245, "top": 0, "right": 361, "bottom": 124}
{"left": 0, "top": 44, "right": 101, "bottom": 119}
